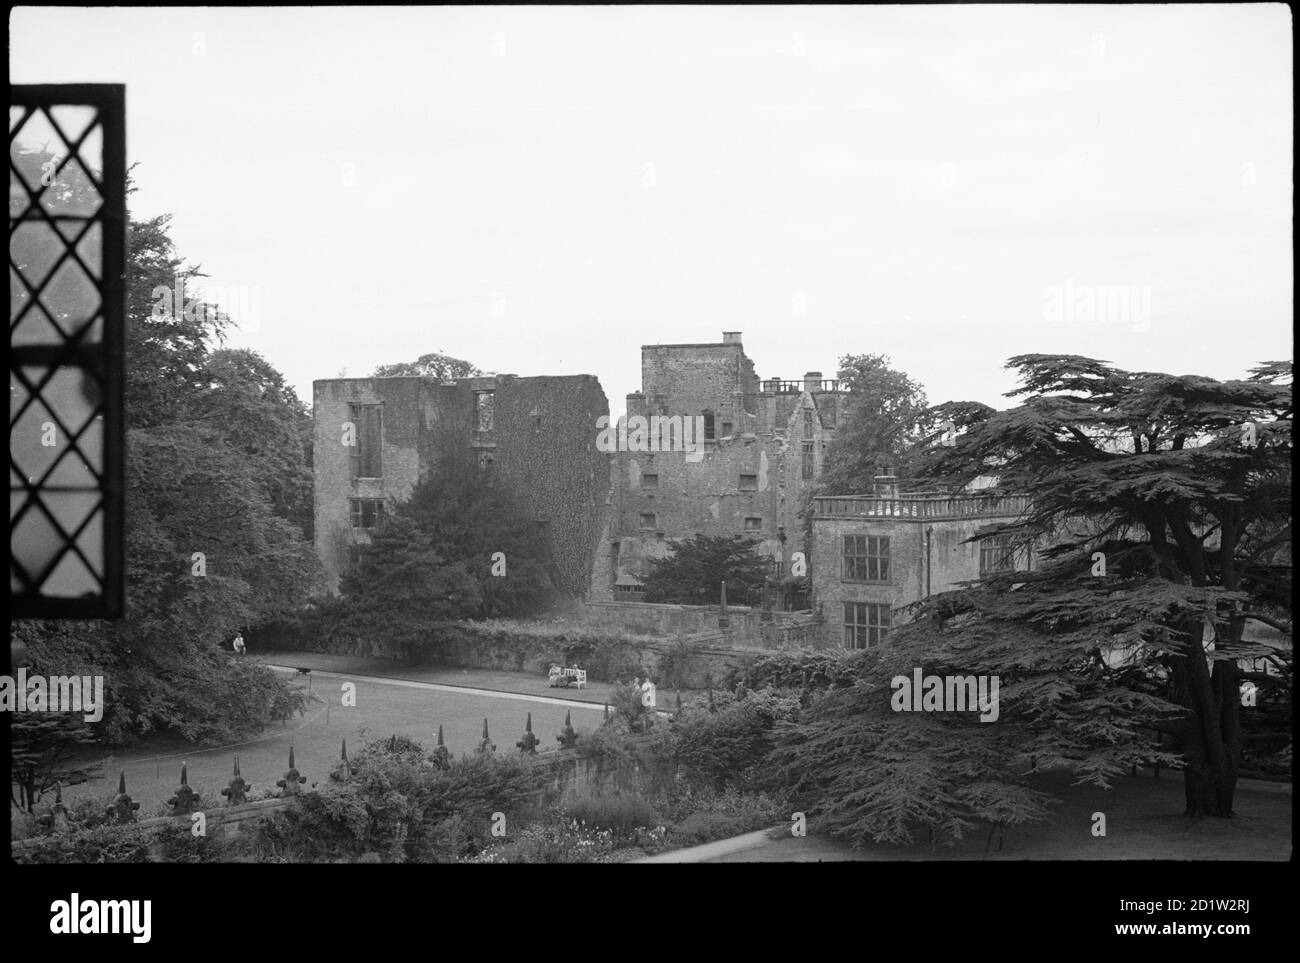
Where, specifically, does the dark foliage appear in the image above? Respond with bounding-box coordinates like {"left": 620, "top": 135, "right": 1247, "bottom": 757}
{"left": 640, "top": 533, "right": 771, "bottom": 606}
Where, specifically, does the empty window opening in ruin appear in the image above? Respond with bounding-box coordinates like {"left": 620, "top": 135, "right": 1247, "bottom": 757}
{"left": 475, "top": 390, "right": 495, "bottom": 431}
{"left": 350, "top": 497, "right": 385, "bottom": 530}
{"left": 349, "top": 404, "right": 383, "bottom": 478}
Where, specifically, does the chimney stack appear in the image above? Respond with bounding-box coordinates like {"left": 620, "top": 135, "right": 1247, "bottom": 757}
{"left": 722, "top": 331, "right": 743, "bottom": 345}
{"left": 803, "top": 371, "right": 823, "bottom": 392}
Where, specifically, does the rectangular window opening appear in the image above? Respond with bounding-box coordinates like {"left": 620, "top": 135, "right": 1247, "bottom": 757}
{"left": 350, "top": 403, "right": 383, "bottom": 478}
{"left": 350, "top": 498, "right": 385, "bottom": 530}
{"left": 844, "top": 602, "right": 891, "bottom": 649}
{"left": 475, "top": 390, "right": 495, "bottom": 431}
{"left": 980, "top": 534, "right": 1015, "bottom": 574}
{"left": 843, "top": 534, "right": 890, "bottom": 582}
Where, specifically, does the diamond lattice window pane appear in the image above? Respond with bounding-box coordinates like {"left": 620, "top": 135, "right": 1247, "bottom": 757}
{"left": 10, "top": 86, "right": 124, "bottom": 617}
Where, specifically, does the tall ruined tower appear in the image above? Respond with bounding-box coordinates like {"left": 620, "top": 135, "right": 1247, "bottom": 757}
{"left": 589, "top": 332, "right": 847, "bottom": 604}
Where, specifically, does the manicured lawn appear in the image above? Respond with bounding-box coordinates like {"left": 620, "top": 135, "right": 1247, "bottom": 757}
{"left": 254, "top": 649, "right": 698, "bottom": 706}
{"left": 49, "top": 668, "right": 607, "bottom": 815}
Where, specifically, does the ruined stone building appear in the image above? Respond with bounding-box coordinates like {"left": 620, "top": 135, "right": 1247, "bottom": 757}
{"left": 310, "top": 338, "right": 1047, "bottom": 654}
{"left": 589, "top": 331, "right": 849, "bottom": 604}
{"left": 313, "top": 373, "right": 608, "bottom": 597}
{"left": 809, "top": 478, "right": 1033, "bottom": 648}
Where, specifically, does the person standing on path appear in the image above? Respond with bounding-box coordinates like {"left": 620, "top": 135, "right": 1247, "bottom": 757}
{"left": 233, "top": 632, "right": 246, "bottom": 656}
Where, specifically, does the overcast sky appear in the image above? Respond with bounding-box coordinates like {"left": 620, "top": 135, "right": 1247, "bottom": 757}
{"left": 12, "top": 5, "right": 1293, "bottom": 414}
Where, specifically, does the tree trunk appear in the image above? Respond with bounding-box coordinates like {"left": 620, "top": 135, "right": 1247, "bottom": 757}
{"left": 1173, "top": 619, "right": 1237, "bottom": 817}
{"left": 1181, "top": 721, "right": 1226, "bottom": 816}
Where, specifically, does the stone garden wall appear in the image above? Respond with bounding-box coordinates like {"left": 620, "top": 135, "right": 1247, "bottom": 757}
{"left": 575, "top": 599, "right": 821, "bottom": 646}
{"left": 255, "top": 602, "right": 825, "bottom": 688}
{"left": 412, "top": 619, "right": 759, "bottom": 690}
